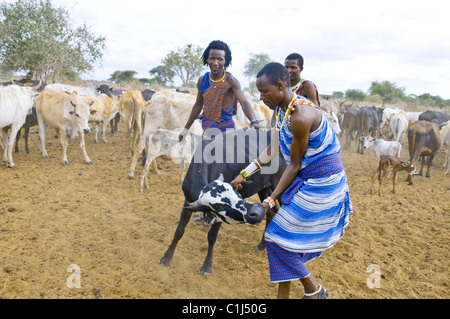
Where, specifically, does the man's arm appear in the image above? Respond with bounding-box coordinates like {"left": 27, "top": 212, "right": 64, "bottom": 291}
{"left": 302, "top": 81, "right": 320, "bottom": 106}
{"left": 228, "top": 75, "right": 262, "bottom": 128}
{"left": 179, "top": 77, "right": 204, "bottom": 142}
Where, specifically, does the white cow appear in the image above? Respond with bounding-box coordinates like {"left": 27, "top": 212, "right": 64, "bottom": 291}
{"left": 139, "top": 128, "right": 201, "bottom": 192}
{"left": 323, "top": 111, "right": 341, "bottom": 135}
{"left": 235, "top": 102, "right": 273, "bottom": 129}
{"left": 380, "top": 107, "right": 402, "bottom": 128}
{"left": 44, "top": 82, "right": 99, "bottom": 98}
{"left": 439, "top": 121, "right": 450, "bottom": 175}
{"left": 362, "top": 136, "right": 402, "bottom": 162}
{"left": 401, "top": 110, "right": 421, "bottom": 123}
{"left": 35, "top": 89, "right": 95, "bottom": 165}
{"left": 0, "top": 84, "right": 39, "bottom": 167}
{"left": 388, "top": 112, "right": 408, "bottom": 142}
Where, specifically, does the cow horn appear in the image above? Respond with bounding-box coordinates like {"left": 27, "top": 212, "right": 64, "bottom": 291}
{"left": 217, "top": 173, "right": 224, "bottom": 182}
{"left": 70, "top": 100, "right": 77, "bottom": 107}
{"left": 32, "top": 79, "right": 42, "bottom": 90}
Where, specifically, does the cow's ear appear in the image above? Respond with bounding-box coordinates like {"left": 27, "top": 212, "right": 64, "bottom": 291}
{"left": 90, "top": 109, "right": 98, "bottom": 115}
{"left": 217, "top": 174, "right": 224, "bottom": 182}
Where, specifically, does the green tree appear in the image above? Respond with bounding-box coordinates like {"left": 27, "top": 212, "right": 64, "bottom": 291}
{"left": 149, "top": 65, "right": 173, "bottom": 86}
{"left": 368, "top": 81, "right": 405, "bottom": 105}
{"left": 160, "top": 44, "right": 204, "bottom": 88}
{"left": 108, "top": 70, "right": 137, "bottom": 84}
{"left": 332, "top": 91, "right": 344, "bottom": 99}
{"left": 0, "top": 0, "right": 106, "bottom": 81}
{"left": 345, "top": 89, "right": 366, "bottom": 103}
{"left": 243, "top": 53, "right": 272, "bottom": 92}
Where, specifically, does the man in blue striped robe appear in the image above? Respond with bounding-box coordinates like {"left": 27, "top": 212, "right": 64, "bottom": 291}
{"left": 232, "top": 62, "right": 352, "bottom": 299}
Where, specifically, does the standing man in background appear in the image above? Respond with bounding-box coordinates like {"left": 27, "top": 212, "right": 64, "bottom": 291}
{"left": 284, "top": 53, "right": 321, "bottom": 107}
{"left": 179, "top": 40, "right": 261, "bottom": 142}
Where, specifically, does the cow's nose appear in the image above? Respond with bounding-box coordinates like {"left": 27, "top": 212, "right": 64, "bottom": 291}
{"left": 83, "top": 128, "right": 90, "bottom": 134}
{"left": 246, "top": 203, "right": 265, "bottom": 224}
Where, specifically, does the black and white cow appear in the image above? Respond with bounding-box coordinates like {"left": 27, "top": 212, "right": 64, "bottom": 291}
{"left": 158, "top": 128, "right": 287, "bottom": 276}
{"left": 185, "top": 174, "right": 266, "bottom": 225}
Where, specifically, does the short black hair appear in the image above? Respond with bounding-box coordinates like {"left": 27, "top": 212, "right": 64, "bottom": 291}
{"left": 285, "top": 53, "right": 304, "bottom": 69}
{"left": 257, "top": 62, "right": 291, "bottom": 86}
{"left": 202, "top": 40, "right": 232, "bottom": 68}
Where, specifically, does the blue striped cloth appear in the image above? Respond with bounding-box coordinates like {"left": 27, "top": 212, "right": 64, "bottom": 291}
{"left": 265, "top": 105, "right": 352, "bottom": 254}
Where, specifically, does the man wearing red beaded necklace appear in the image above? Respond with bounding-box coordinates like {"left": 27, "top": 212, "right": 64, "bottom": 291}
{"left": 179, "top": 40, "right": 261, "bottom": 142}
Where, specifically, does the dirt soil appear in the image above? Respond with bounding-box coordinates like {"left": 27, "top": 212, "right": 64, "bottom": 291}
{"left": 0, "top": 123, "right": 448, "bottom": 299}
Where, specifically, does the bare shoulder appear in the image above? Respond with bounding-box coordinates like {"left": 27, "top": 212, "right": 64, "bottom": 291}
{"left": 291, "top": 104, "right": 321, "bottom": 131}
{"left": 226, "top": 72, "right": 241, "bottom": 87}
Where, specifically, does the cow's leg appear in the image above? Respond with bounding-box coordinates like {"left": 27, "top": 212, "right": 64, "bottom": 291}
{"left": 79, "top": 132, "right": 93, "bottom": 165}
{"left": 445, "top": 151, "right": 450, "bottom": 175}
{"left": 94, "top": 123, "right": 99, "bottom": 143}
{"left": 199, "top": 222, "right": 222, "bottom": 276}
{"left": 425, "top": 154, "right": 435, "bottom": 178}
{"left": 2, "top": 127, "right": 9, "bottom": 165}
{"left": 370, "top": 169, "right": 379, "bottom": 194}
{"left": 139, "top": 154, "right": 156, "bottom": 193}
{"left": 59, "top": 130, "right": 69, "bottom": 165}
{"left": 5, "top": 124, "right": 21, "bottom": 167}
{"left": 392, "top": 172, "right": 397, "bottom": 194}
{"left": 418, "top": 155, "right": 426, "bottom": 176}
{"left": 101, "top": 121, "right": 108, "bottom": 143}
{"left": 37, "top": 113, "right": 49, "bottom": 159}
{"left": 159, "top": 205, "right": 193, "bottom": 266}
{"left": 128, "top": 138, "right": 146, "bottom": 179}
{"left": 14, "top": 127, "right": 21, "bottom": 153}
{"left": 24, "top": 126, "right": 31, "bottom": 154}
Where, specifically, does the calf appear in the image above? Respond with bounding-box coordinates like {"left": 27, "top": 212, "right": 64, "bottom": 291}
{"left": 362, "top": 136, "right": 402, "bottom": 162}
{"left": 185, "top": 174, "right": 265, "bottom": 225}
{"left": 158, "top": 128, "right": 286, "bottom": 276}
{"left": 139, "top": 128, "right": 201, "bottom": 192}
{"left": 370, "top": 155, "right": 415, "bottom": 196}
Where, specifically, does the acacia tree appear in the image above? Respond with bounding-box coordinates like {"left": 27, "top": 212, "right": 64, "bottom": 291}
{"left": 243, "top": 53, "right": 272, "bottom": 93}
{"left": 160, "top": 44, "right": 204, "bottom": 88}
{"left": 0, "top": 0, "right": 106, "bottom": 81}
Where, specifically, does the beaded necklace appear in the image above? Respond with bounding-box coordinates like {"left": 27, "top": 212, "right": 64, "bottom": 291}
{"left": 275, "top": 94, "right": 297, "bottom": 131}
{"left": 209, "top": 70, "right": 226, "bottom": 83}
{"left": 291, "top": 78, "right": 303, "bottom": 92}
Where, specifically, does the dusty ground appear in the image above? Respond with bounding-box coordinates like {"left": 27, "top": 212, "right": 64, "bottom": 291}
{"left": 0, "top": 122, "right": 448, "bottom": 299}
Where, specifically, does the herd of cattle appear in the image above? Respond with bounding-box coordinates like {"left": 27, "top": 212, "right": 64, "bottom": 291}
{"left": 1, "top": 79, "right": 449, "bottom": 275}
{"left": 1, "top": 79, "right": 450, "bottom": 186}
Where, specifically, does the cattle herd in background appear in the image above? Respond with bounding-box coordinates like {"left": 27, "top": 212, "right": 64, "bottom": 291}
{"left": 1, "top": 79, "right": 450, "bottom": 194}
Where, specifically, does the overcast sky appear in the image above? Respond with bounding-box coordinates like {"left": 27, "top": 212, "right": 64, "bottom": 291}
{"left": 21, "top": 0, "right": 450, "bottom": 98}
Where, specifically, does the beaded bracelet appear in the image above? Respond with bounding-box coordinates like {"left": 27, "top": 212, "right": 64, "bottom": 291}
{"left": 240, "top": 159, "right": 261, "bottom": 180}
{"left": 263, "top": 197, "right": 276, "bottom": 209}
{"left": 250, "top": 119, "right": 260, "bottom": 126}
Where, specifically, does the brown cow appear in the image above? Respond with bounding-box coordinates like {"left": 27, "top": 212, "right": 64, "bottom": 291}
{"left": 118, "top": 91, "right": 146, "bottom": 155}
{"left": 406, "top": 120, "right": 442, "bottom": 184}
